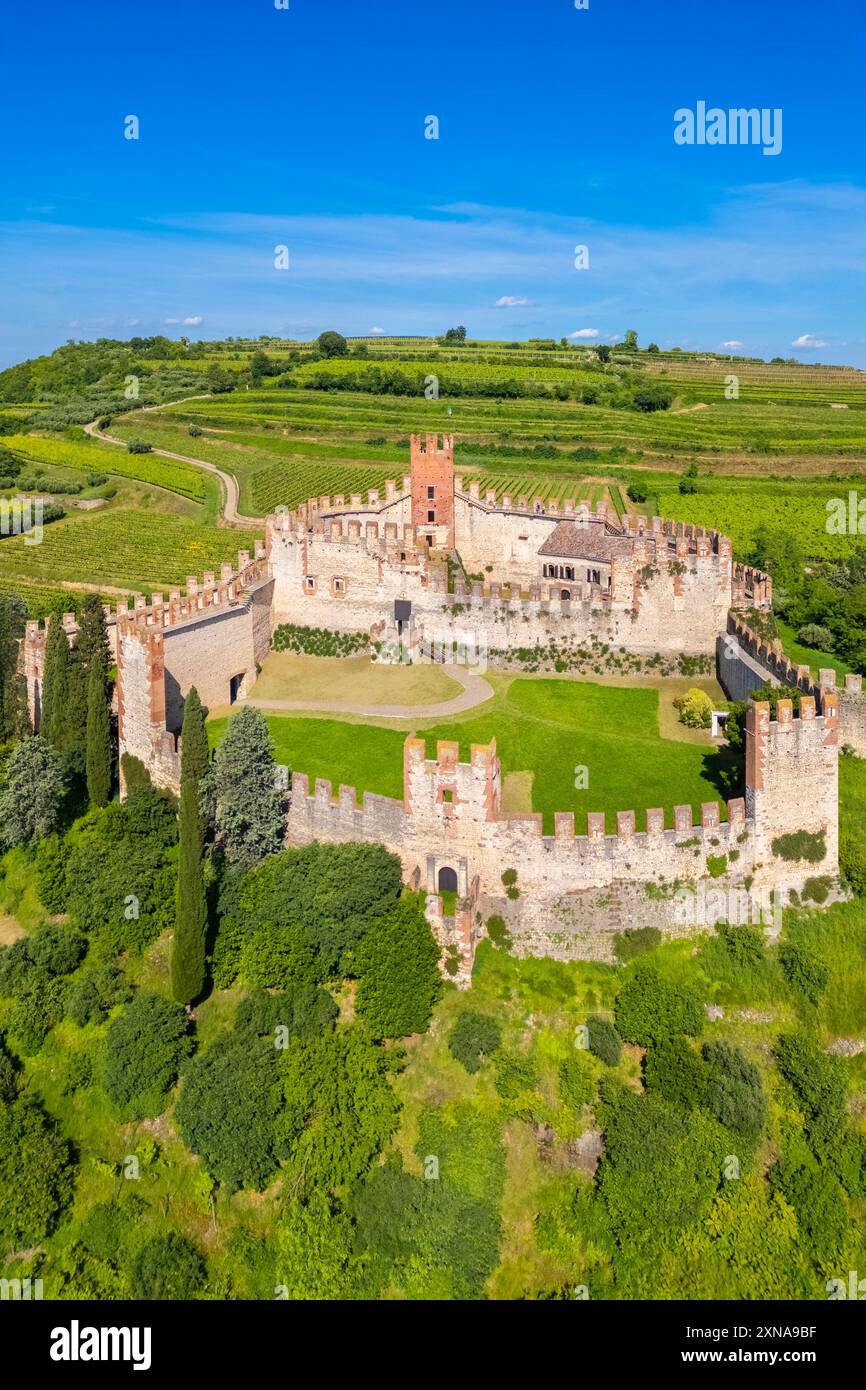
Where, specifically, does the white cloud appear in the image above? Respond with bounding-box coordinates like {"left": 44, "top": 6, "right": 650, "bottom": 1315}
{"left": 495, "top": 295, "right": 529, "bottom": 307}
{"left": 792, "top": 333, "right": 828, "bottom": 348}
{"left": 182, "top": 315, "right": 203, "bottom": 326}
{"left": 721, "top": 339, "right": 743, "bottom": 348}
{"left": 369, "top": 326, "right": 385, "bottom": 334}
{"left": 164, "top": 317, "right": 179, "bottom": 324}
{"left": 568, "top": 327, "right": 599, "bottom": 339}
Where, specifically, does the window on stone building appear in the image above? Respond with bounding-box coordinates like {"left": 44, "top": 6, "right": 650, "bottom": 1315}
{"left": 427, "top": 509, "right": 435, "bottom": 523}
{"left": 427, "top": 485, "right": 435, "bottom": 500}
{"left": 333, "top": 577, "right": 345, "bottom": 593}
{"left": 305, "top": 576, "right": 315, "bottom": 590}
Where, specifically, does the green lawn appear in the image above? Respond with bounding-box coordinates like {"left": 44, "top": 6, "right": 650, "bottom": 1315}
{"left": 209, "top": 677, "right": 735, "bottom": 833}
{"left": 776, "top": 618, "right": 850, "bottom": 683}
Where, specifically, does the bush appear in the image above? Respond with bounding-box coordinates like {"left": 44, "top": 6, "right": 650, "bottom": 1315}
{"left": 645, "top": 1035, "right": 707, "bottom": 1109}
{"left": 587, "top": 1014, "right": 622, "bottom": 1066}
{"left": 188, "top": 424, "right": 202, "bottom": 437}
{"left": 130, "top": 1233, "right": 206, "bottom": 1300}
{"left": 127, "top": 440, "right": 153, "bottom": 454}
{"left": 485, "top": 914, "right": 513, "bottom": 951}
{"left": 355, "top": 898, "right": 441, "bottom": 1040}
{"left": 702, "top": 1041, "right": 766, "bottom": 1139}
{"left": 66, "top": 965, "right": 131, "bottom": 1027}
{"left": 779, "top": 942, "right": 828, "bottom": 1004}
{"left": 447, "top": 1011, "right": 502, "bottom": 1073}
{"left": 774, "top": 1031, "right": 846, "bottom": 1154}
{"left": 558, "top": 1051, "right": 595, "bottom": 1108}
{"left": 0, "top": 1095, "right": 74, "bottom": 1246}
{"left": 104, "top": 992, "right": 192, "bottom": 1118}
{"left": 614, "top": 926, "right": 661, "bottom": 962}
{"left": 493, "top": 1049, "right": 539, "bottom": 1101}
{"left": 771, "top": 829, "right": 826, "bottom": 864}
{"left": 176, "top": 1031, "right": 283, "bottom": 1191}
{"left": 673, "top": 687, "right": 713, "bottom": 729}
{"left": 796, "top": 624, "right": 834, "bottom": 651}
{"left": 615, "top": 966, "right": 703, "bottom": 1048}
{"left": 626, "top": 483, "right": 647, "bottom": 503}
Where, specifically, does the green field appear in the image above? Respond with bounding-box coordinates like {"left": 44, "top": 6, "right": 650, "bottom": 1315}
{"left": 209, "top": 676, "right": 733, "bottom": 834}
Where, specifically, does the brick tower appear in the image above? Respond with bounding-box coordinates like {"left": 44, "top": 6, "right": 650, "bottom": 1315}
{"left": 410, "top": 432, "right": 455, "bottom": 549}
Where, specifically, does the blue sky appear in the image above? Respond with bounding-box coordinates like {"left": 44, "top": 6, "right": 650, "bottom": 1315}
{"left": 1, "top": 0, "right": 864, "bottom": 367}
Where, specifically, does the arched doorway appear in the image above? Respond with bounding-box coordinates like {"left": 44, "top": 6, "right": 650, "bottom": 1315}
{"left": 438, "top": 865, "right": 458, "bottom": 894}
{"left": 560, "top": 589, "right": 571, "bottom": 601}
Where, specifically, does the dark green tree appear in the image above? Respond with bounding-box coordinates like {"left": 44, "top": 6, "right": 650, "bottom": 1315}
{"left": 171, "top": 688, "right": 208, "bottom": 1004}
{"left": 85, "top": 644, "right": 112, "bottom": 807}
{"left": 104, "top": 992, "right": 191, "bottom": 1119}
{"left": 76, "top": 593, "right": 110, "bottom": 670}
{"left": 0, "top": 735, "right": 64, "bottom": 847}
{"left": 0, "top": 1095, "right": 73, "bottom": 1247}
{"left": 355, "top": 898, "right": 441, "bottom": 1039}
{"left": 212, "top": 706, "right": 285, "bottom": 867}
{"left": 316, "top": 331, "right": 348, "bottom": 358}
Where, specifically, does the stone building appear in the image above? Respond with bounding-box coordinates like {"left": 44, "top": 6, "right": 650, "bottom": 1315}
{"left": 21, "top": 434, "right": 847, "bottom": 982}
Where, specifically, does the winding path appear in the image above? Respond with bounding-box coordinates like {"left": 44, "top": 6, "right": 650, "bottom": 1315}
{"left": 84, "top": 397, "right": 264, "bottom": 530}
{"left": 239, "top": 663, "right": 495, "bottom": 720}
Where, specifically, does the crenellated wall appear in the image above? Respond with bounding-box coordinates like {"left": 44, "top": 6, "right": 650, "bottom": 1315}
{"left": 285, "top": 711, "right": 838, "bottom": 973}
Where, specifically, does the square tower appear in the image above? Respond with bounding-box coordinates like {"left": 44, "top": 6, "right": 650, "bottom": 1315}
{"left": 410, "top": 432, "right": 454, "bottom": 549}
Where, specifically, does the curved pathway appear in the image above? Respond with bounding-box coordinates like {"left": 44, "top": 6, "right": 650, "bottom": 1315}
{"left": 84, "top": 397, "right": 265, "bottom": 530}
{"left": 239, "top": 663, "right": 495, "bottom": 720}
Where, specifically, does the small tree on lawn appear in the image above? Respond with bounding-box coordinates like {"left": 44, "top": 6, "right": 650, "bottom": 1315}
{"left": 212, "top": 707, "right": 285, "bottom": 868}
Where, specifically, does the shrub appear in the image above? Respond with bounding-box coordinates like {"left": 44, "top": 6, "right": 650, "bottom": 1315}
{"left": 355, "top": 898, "right": 441, "bottom": 1040}
{"left": 779, "top": 942, "right": 828, "bottom": 1004}
{"left": 702, "top": 1041, "right": 766, "bottom": 1139}
{"left": 66, "top": 965, "right": 131, "bottom": 1027}
{"left": 558, "top": 1051, "right": 595, "bottom": 1108}
{"left": 176, "top": 1031, "right": 283, "bottom": 1191}
{"left": 587, "top": 1014, "right": 622, "bottom": 1066}
{"left": 493, "top": 1049, "right": 539, "bottom": 1101}
{"left": 447, "top": 1011, "right": 502, "bottom": 1073}
{"left": 645, "top": 1035, "right": 707, "bottom": 1109}
{"left": 796, "top": 624, "right": 834, "bottom": 651}
{"left": 673, "top": 687, "right": 713, "bottom": 729}
{"left": 130, "top": 1233, "right": 206, "bottom": 1300}
{"left": 501, "top": 868, "right": 518, "bottom": 888}
{"left": 771, "top": 829, "right": 826, "bottom": 864}
{"left": 127, "top": 440, "right": 153, "bottom": 454}
{"left": 0, "top": 1097, "right": 74, "bottom": 1247}
{"left": 626, "top": 483, "right": 647, "bottom": 503}
{"left": 188, "top": 424, "right": 202, "bottom": 437}
{"left": 615, "top": 966, "right": 703, "bottom": 1047}
{"left": 614, "top": 926, "right": 661, "bottom": 962}
{"left": 706, "top": 853, "right": 727, "bottom": 878}
{"left": 774, "top": 1031, "right": 846, "bottom": 1154}
{"left": 485, "top": 914, "right": 513, "bottom": 951}
{"left": 104, "top": 992, "right": 192, "bottom": 1118}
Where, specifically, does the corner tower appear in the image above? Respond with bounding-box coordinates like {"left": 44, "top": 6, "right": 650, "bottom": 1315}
{"left": 410, "top": 432, "right": 454, "bottom": 549}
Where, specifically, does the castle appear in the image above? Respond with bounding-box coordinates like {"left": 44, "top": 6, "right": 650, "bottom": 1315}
{"left": 23, "top": 434, "right": 856, "bottom": 978}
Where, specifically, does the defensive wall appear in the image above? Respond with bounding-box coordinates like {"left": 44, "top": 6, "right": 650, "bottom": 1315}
{"left": 286, "top": 692, "right": 839, "bottom": 973}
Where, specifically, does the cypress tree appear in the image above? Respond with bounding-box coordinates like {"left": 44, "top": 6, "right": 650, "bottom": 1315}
{"left": 77, "top": 594, "right": 111, "bottom": 670}
{"left": 171, "top": 688, "right": 208, "bottom": 1004}
{"left": 85, "top": 645, "right": 112, "bottom": 807}
{"left": 40, "top": 610, "right": 72, "bottom": 749}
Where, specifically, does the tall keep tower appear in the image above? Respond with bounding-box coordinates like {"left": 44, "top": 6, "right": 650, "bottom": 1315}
{"left": 410, "top": 432, "right": 455, "bottom": 549}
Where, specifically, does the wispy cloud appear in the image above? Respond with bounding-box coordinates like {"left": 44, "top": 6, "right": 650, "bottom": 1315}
{"left": 792, "top": 333, "right": 829, "bottom": 349}
{"left": 1, "top": 181, "right": 865, "bottom": 366}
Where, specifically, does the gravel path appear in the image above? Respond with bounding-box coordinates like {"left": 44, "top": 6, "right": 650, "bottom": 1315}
{"left": 84, "top": 398, "right": 265, "bottom": 530}
{"left": 238, "top": 664, "right": 495, "bottom": 719}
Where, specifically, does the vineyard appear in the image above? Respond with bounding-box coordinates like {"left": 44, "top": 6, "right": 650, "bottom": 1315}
{"left": 7, "top": 433, "right": 208, "bottom": 501}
